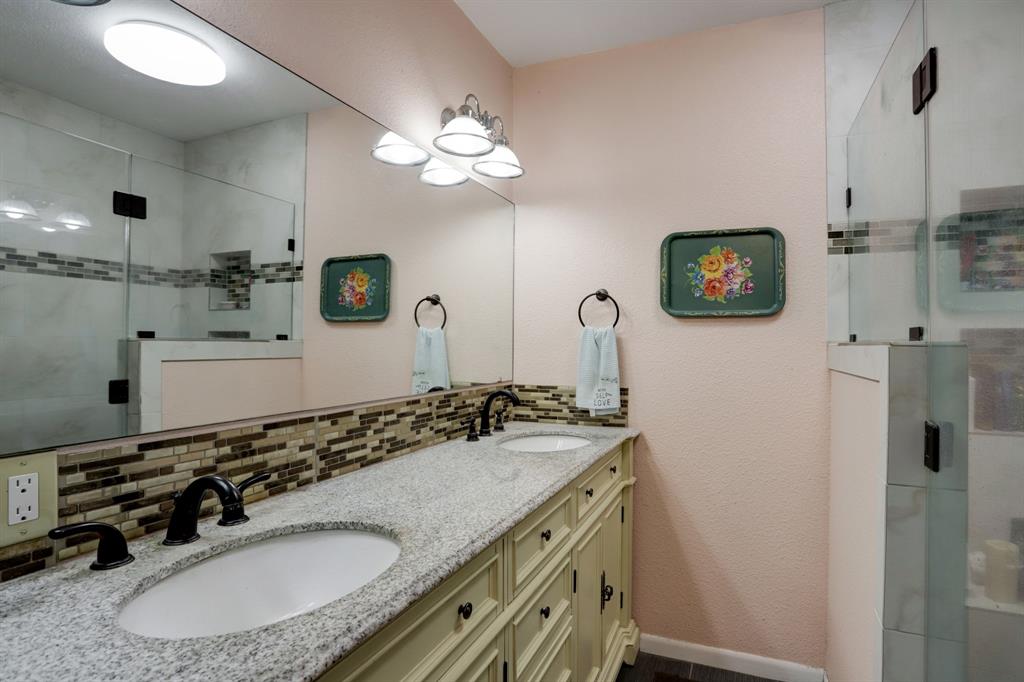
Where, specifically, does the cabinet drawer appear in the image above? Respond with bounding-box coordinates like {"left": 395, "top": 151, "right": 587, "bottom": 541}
{"left": 523, "top": 619, "right": 572, "bottom": 682}
{"left": 324, "top": 544, "right": 502, "bottom": 682}
{"left": 512, "top": 555, "right": 572, "bottom": 679}
{"left": 576, "top": 448, "right": 623, "bottom": 521}
{"left": 438, "top": 629, "right": 505, "bottom": 682}
{"left": 509, "top": 489, "right": 572, "bottom": 597}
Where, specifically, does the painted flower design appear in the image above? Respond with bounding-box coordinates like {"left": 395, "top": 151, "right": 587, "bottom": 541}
{"left": 685, "top": 245, "right": 755, "bottom": 303}
{"left": 338, "top": 267, "right": 377, "bottom": 310}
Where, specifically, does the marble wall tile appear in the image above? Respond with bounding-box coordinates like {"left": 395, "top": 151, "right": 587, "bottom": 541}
{"left": 884, "top": 484, "right": 927, "bottom": 635}
{"left": 882, "top": 628, "right": 925, "bottom": 682}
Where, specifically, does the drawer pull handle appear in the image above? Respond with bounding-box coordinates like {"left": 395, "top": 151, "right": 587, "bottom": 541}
{"left": 540, "top": 606, "right": 551, "bottom": 619}
{"left": 585, "top": 488, "right": 594, "bottom": 498}
{"left": 540, "top": 529, "right": 551, "bottom": 542}
{"left": 610, "top": 465, "right": 617, "bottom": 474}
{"left": 457, "top": 602, "right": 473, "bottom": 620}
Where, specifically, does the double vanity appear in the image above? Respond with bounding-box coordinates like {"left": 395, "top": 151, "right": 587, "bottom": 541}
{"left": 1, "top": 423, "right": 638, "bottom": 682}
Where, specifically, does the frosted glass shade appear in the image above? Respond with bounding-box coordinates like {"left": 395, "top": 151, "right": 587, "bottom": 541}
{"left": 419, "top": 158, "right": 468, "bottom": 187}
{"left": 371, "top": 132, "right": 430, "bottom": 166}
{"left": 104, "top": 22, "right": 226, "bottom": 86}
{"left": 433, "top": 116, "right": 494, "bottom": 157}
{"left": 56, "top": 212, "right": 91, "bottom": 230}
{"left": 472, "top": 144, "right": 523, "bottom": 179}
{"left": 0, "top": 200, "right": 38, "bottom": 220}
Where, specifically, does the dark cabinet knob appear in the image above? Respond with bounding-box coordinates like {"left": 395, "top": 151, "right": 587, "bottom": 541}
{"left": 457, "top": 602, "right": 473, "bottom": 620}
{"left": 610, "top": 465, "right": 617, "bottom": 474}
{"left": 540, "top": 529, "right": 551, "bottom": 542}
{"left": 540, "top": 606, "right": 551, "bottom": 619}
{"left": 585, "top": 488, "right": 594, "bottom": 498}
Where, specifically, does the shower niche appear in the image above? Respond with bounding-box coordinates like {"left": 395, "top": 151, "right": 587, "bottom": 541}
{"left": 209, "top": 250, "right": 252, "bottom": 312}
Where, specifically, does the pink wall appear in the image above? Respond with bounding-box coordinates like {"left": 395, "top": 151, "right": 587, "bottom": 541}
{"left": 512, "top": 10, "right": 828, "bottom": 666}
{"left": 178, "top": 0, "right": 514, "bottom": 200}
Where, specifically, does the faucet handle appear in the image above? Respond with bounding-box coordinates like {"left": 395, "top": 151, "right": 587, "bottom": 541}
{"left": 493, "top": 408, "right": 506, "bottom": 432}
{"left": 464, "top": 416, "right": 479, "bottom": 442}
{"left": 48, "top": 522, "right": 135, "bottom": 571}
{"left": 237, "top": 472, "right": 271, "bottom": 495}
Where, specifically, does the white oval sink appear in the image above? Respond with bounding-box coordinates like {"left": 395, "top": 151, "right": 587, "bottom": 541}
{"left": 500, "top": 435, "right": 592, "bottom": 452}
{"left": 118, "top": 530, "right": 400, "bottom": 639}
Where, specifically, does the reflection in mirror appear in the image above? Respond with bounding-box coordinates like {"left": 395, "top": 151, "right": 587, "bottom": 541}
{"left": 0, "top": 0, "right": 513, "bottom": 456}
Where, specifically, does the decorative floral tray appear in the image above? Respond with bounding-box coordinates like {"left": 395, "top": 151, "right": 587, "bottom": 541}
{"left": 320, "top": 253, "right": 391, "bottom": 321}
{"left": 660, "top": 227, "right": 785, "bottom": 317}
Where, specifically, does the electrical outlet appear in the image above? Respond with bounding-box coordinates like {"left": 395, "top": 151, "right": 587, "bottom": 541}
{"left": 0, "top": 451, "right": 57, "bottom": 548}
{"left": 8, "top": 473, "right": 39, "bottom": 524}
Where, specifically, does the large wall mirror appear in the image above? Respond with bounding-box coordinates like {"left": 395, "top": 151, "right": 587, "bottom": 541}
{"left": 0, "top": 0, "right": 514, "bottom": 456}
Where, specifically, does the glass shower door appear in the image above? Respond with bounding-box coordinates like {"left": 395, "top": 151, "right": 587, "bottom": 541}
{"left": 0, "top": 113, "right": 130, "bottom": 454}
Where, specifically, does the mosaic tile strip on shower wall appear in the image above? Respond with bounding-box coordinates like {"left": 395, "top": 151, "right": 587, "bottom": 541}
{"left": 511, "top": 384, "right": 629, "bottom": 428}
{"left": 826, "top": 219, "right": 923, "bottom": 255}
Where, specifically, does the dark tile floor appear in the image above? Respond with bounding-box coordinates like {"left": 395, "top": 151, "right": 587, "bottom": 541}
{"left": 616, "top": 652, "right": 784, "bottom": 682}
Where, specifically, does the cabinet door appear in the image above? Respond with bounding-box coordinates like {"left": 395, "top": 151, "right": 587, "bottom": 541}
{"left": 600, "top": 494, "right": 624, "bottom": 663}
{"left": 573, "top": 521, "right": 602, "bottom": 682}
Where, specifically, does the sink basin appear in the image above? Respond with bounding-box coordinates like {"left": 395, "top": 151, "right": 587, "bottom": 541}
{"left": 500, "top": 435, "right": 591, "bottom": 452}
{"left": 118, "top": 530, "right": 400, "bottom": 639}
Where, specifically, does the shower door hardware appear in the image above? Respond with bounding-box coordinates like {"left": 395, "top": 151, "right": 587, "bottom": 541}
{"left": 108, "top": 379, "right": 129, "bottom": 405}
{"left": 924, "top": 420, "right": 941, "bottom": 472}
{"left": 912, "top": 47, "right": 937, "bottom": 115}
{"left": 112, "top": 191, "right": 147, "bottom": 219}
{"left": 845, "top": 186, "right": 852, "bottom": 208}
{"left": 287, "top": 238, "right": 295, "bottom": 252}
{"left": 909, "top": 326, "right": 925, "bottom": 341}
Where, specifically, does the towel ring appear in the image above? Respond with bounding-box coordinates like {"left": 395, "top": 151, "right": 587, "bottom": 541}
{"left": 578, "top": 289, "right": 619, "bottom": 328}
{"left": 414, "top": 294, "right": 447, "bottom": 329}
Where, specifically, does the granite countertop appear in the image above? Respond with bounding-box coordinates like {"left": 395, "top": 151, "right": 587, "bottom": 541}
{"left": 0, "top": 423, "right": 638, "bottom": 682}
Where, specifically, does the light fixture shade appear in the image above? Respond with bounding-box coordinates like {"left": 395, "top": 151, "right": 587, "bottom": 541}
{"left": 371, "top": 132, "right": 430, "bottom": 166}
{"left": 56, "top": 211, "right": 91, "bottom": 230}
{"left": 472, "top": 143, "right": 524, "bottom": 179}
{"left": 433, "top": 116, "right": 494, "bottom": 157}
{"left": 0, "top": 200, "right": 38, "bottom": 220}
{"left": 41, "top": 226, "right": 57, "bottom": 233}
{"left": 103, "top": 21, "right": 226, "bottom": 86}
{"left": 419, "top": 158, "right": 468, "bottom": 187}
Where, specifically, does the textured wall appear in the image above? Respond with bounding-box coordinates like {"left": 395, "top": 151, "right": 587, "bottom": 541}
{"left": 512, "top": 10, "right": 829, "bottom": 666}
{"left": 177, "top": 0, "right": 514, "bottom": 200}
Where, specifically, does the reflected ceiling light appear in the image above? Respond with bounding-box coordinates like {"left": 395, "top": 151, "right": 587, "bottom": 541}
{"left": 371, "top": 132, "right": 430, "bottom": 166}
{"left": 41, "top": 226, "right": 57, "bottom": 233}
{"left": 56, "top": 211, "right": 91, "bottom": 230}
{"left": 51, "top": 0, "right": 111, "bottom": 5}
{"left": 433, "top": 94, "right": 495, "bottom": 157}
{"left": 471, "top": 117, "right": 523, "bottom": 179}
{"left": 0, "top": 199, "right": 38, "bottom": 220}
{"left": 103, "top": 21, "right": 226, "bottom": 86}
{"left": 419, "top": 157, "right": 468, "bottom": 187}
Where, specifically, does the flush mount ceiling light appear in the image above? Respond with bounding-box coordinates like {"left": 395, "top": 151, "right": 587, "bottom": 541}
{"left": 371, "top": 132, "right": 430, "bottom": 166}
{"left": 0, "top": 199, "right": 38, "bottom": 221}
{"left": 41, "top": 226, "right": 57, "bottom": 233}
{"left": 434, "top": 94, "right": 495, "bottom": 157}
{"left": 472, "top": 117, "right": 523, "bottom": 179}
{"left": 56, "top": 211, "right": 91, "bottom": 230}
{"left": 419, "top": 157, "right": 468, "bottom": 187}
{"left": 103, "top": 21, "right": 226, "bottom": 86}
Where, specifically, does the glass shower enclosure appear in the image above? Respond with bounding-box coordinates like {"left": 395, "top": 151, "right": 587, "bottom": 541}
{"left": 842, "top": 1, "right": 1023, "bottom": 679}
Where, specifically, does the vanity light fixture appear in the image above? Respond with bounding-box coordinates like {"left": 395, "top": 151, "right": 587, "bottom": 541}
{"left": 103, "top": 21, "right": 226, "bottom": 86}
{"left": 371, "top": 132, "right": 430, "bottom": 166}
{"left": 56, "top": 211, "right": 91, "bottom": 230}
{"left": 41, "top": 226, "right": 57, "bottom": 233}
{"left": 434, "top": 94, "right": 495, "bottom": 157}
{"left": 419, "top": 157, "right": 468, "bottom": 187}
{"left": 472, "top": 117, "right": 523, "bottom": 179}
{"left": 0, "top": 199, "right": 38, "bottom": 221}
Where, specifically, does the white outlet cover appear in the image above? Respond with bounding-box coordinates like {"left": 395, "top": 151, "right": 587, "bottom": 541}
{"left": 8, "top": 473, "right": 39, "bottom": 525}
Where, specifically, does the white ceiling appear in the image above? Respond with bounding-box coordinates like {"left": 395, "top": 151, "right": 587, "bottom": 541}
{"left": 0, "top": 0, "right": 338, "bottom": 141}
{"left": 455, "top": 0, "right": 831, "bottom": 67}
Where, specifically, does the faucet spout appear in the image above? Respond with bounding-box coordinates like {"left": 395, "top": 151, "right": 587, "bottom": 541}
{"left": 479, "top": 389, "right": 521, "bottom": 437}
{"left": 163, "top": 475, "right": 245, "bottom": 546}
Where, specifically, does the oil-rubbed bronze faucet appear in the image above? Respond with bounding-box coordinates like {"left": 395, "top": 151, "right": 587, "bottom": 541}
{"left": 163, "top": 472, "right": 269, "bottom": 545}
{"left": 478, "top": 389, "right": 521, "bottom": 437}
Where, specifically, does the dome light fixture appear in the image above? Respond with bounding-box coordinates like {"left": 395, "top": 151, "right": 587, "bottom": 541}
{"left": 471, "top": 117, "right": 523, "bottom": 179}
{"left": 371, "top": 132, "right": 430, "bottom": 166}
{"left": 0, "top": 199, "right": 38, "bottom": 221}
{"left": 103, "top": 21, "right": 226, "bottom": 86}
{"left": 433, "top": 94, "right": 495, "bottom": 157}
{"left": 419, "top": 157, "right": 468, "bottom": 187}
{"left": 41, "top": 226, "right": 57, "bottom": 233}
{"left": 56, "top": 211, "right": 91, "bottom": 231}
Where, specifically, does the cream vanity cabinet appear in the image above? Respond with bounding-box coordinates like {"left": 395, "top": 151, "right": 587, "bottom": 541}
{"left": 323, "top": 437, "right": 638, "bottom": 682}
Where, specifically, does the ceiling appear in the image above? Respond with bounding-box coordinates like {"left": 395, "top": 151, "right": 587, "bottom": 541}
{"left": 455, "top": 0, "right": 830, "bottom": 67}
{"left": 0, "top": 0, "right": 338, "bottom": 141}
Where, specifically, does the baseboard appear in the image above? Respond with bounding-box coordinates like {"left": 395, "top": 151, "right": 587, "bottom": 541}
{"left": 638, "top": 634, "right": 824, "bottom": 682}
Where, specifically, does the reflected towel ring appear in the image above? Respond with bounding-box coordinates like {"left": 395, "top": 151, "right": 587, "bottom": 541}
{"left": 414, "top": 294, "right": 447, "bottom": 329}
{"left": 578, "top": 289, "right": 619, "bottom": 328}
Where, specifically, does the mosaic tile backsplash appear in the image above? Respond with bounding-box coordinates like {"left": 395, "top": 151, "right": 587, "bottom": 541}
{"left": 0, "top": 382, "right": 629, "bottom": 582}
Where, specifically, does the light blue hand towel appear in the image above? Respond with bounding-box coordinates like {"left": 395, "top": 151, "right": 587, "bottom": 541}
{"left": 412, "top": 327, "right": 451, "bottom": 394}
{"left": 575, "top": 326, "right": 620, "bottom": 416}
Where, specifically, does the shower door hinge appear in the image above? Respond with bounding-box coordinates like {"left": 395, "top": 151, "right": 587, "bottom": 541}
{"left": 912, "top": 47, "right": 937, "bottom": 115}
{"left": 287, "top": 238, "right": 295, "bottom": 252}
{"left": 112, "top": 191, "right": 147, "bottom": 219}
{"left": 846, "top": 187, "right": 852, "bottom": 208}
{"left": 924, "top": 420, "right": 941, "bottom": 472}
{"left": 108, "top": 379, "right": 129, "bottom": 405}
